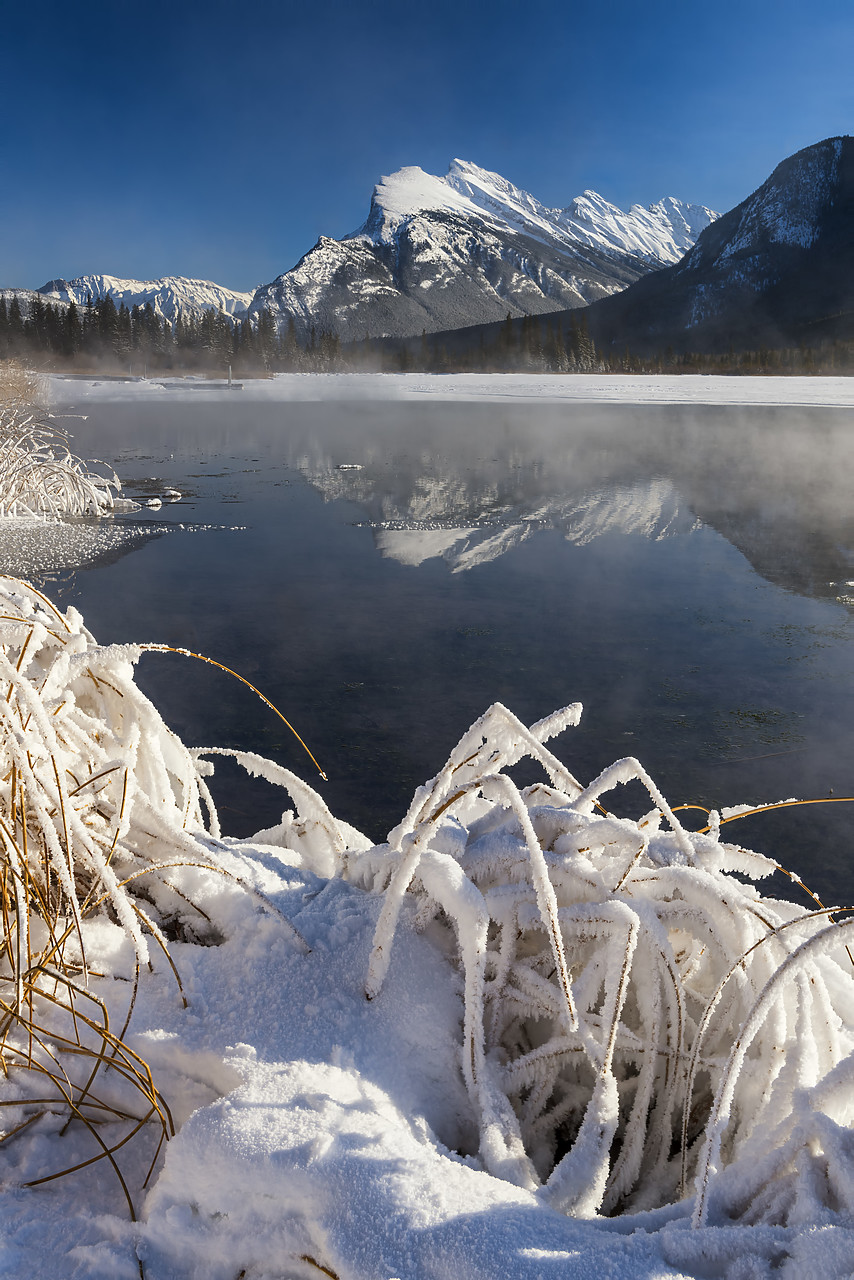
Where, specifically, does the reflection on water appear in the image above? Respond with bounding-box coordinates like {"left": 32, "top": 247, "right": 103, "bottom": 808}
{"left": 295, "top": 437, "right": 700, "bottom": 570}
{"left": 370, "top": 477, "right": 696, "bottom": 570}
{"left": 288, "top": 401, "right": 854, "bottom": 600}
{"left": 20, "top": 391, "right": 854, "bottom": 906}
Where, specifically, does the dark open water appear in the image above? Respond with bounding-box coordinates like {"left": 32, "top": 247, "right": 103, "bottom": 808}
{"left": 15, "top": 386, "right": 854, "bottom": 907}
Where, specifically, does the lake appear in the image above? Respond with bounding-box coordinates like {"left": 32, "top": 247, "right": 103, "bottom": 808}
{"left": 12, "top": 377, "right": 854, "bottom": 908}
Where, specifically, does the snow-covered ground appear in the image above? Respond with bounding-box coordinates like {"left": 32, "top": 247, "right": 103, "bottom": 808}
{"left": 2, "top": 570, "right": 854, "bottom": 1280}
{"left": 54, "top": 370, "right": 854, "bottom": 409}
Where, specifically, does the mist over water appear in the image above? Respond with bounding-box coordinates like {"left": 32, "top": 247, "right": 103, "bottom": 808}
{"left": 16, "top": 391, "right": 854, "bottom": 907}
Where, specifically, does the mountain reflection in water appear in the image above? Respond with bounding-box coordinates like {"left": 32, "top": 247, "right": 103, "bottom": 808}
{"left": 32, "top": 392, "right": 854, "bottom": 906}
{"left": 290, "top": 402, "right": 854, "bottom": 600}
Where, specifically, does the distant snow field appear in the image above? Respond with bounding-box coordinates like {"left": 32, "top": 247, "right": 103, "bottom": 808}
{"left": 54, "top": 370, "right": 854, "bottom": 408}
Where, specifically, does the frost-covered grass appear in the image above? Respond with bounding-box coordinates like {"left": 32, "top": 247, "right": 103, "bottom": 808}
{"left": 0, "top": 366, "right": 120, "bottom": 516}
{"left": 0, "top": 577, "right": 318, "bottom": 1215}
{"left": 2, "top": 578, "right": 854, "bottom": 1278}
{"left": 350, "top": 703, "right": 854, "bottom": 1229}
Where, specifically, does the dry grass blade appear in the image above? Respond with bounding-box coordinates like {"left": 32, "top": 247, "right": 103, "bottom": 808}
{"left": 139, "top": 643, "right": 327, "bottom": 779}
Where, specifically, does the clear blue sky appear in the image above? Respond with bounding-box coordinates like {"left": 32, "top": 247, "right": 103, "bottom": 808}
{"left": 3, "top": 0, "right": 853, "bottom": 291}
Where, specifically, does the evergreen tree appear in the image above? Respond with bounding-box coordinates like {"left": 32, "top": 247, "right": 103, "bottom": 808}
{"left": 27, "top": 293, "right": 48, "bottom": 350}
{"left": 282, "top": 315, "right": 300, "bottom": 369}
{"left": 8, "top": 297, "right": 24, "bottom": 353}
{"left": 544, "top": 318, "right": 565, "bottom": 371}
{"left": 256, "top": 308, "right": 277, "bottom": 369}
{"left": 64, "top": 301, "right": 82, "bottom": 359}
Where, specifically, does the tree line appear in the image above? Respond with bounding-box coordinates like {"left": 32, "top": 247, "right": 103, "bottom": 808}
{"left": 0, "top": 293, "right": 344, "bottom": 373}
{"left": 3, "top": 291, "right": 852, "bottom": 377}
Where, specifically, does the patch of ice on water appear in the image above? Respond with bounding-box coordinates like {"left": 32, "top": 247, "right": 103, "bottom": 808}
{"left": 0, "top": 517, "right": 164, "bottom": 578}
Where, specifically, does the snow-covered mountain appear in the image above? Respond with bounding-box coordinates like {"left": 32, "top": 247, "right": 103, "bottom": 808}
{"left": 587, "top": 136, "right": 854, "bottom": 353}
{"left": 250, "top": 159, "right": 717, "bottom": 341}
{"left": 0, "top": 287, "right": 69, "bottom": 314}
{"left": 38, "top": 275, "right": 253, "bottom": 323}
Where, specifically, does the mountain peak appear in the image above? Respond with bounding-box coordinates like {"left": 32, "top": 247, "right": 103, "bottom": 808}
{"left": 368, "top": 165, "right": 477, "bottom": 228}
{"left": 361, "top": 160, "right": 718, "bottom": 265}
{"left": 585, "top": 135, "right": 854, "bottom": 354}
{"left": 251, "top": 157, "right": 717, "bottom": 343}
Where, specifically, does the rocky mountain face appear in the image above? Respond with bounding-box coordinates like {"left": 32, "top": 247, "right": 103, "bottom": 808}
{"left": 6, "top": 161, "right": 715, "bottom": 343}
{"left": 38, "top": 275, "right": 254, "bottom": 323}
{"left": 586, "top": 136, "right": 854, "bottom": 354}
{"left": 0, "top": 288, "right": 67, "bottom": 315}
{"left": 249, "top": 160, "right": 716, "bottom": 341}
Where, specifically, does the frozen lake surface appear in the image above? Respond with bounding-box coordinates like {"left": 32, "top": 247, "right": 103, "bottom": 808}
{"left": 23, "top": 374, "right": 854, "bottom": 905}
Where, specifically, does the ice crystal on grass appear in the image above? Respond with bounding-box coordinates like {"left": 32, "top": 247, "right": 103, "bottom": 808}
{"left": 0, "top": 576, "right": 314, "bottom": 1205}
{"left": 349, "top": 701, "right": 854, "bottom": 1223}
{"left": 0, "top": 366, "right": 120, "bottom": 517}
{"left": 3, "top": 567, "right": 854, "bottom": 1251}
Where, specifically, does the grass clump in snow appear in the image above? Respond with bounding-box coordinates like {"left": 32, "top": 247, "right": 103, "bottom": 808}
{"left": 3, "top": 569, "right": 854, "bottom": 1239}
{"left": 0, "top": 576, "right": 320, "bottom": 1212}
{"left": 350, "top": 701, "right": 854, "bottom": 1225}
{"left": 0, "top": 364, "right": 120, "bottom": 516}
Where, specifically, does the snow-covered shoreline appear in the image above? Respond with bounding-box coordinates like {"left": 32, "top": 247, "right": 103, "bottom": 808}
{"left": 50, "top": 370, "right": 854, "bottom": 409}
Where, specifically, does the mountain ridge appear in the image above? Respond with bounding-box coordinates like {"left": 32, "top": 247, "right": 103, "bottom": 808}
{"left": 38, "top": 275, "right": 254, "bottom": 324}
{"left": 249, "top": 159, "right": 717, "bottom": 341}
{"left": 584, "top": 135, "right": 854, "bottom": 354}
{"left": 3, "top": 160, "right": 716, "bottom": 348}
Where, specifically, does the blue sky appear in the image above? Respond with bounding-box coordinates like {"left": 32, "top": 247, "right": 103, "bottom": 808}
{"left": 3, "top": 0, "right": 853, "bottom": 291}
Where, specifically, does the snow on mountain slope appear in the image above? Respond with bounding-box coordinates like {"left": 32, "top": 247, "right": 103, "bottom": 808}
{"left": 250, "top": 160, "right": 717, "bottom": 342}
{"left": 1, "top": 287, "right": 70, "bottom": 314}
{"left": 587, "top": 135, "right": 854, "bottom": 352}
{"left": 445, "top": 160, "right": 715, "bottom": 265}
{"left": 698, "top": 137, "right": 844, "bottom": 268}
{"left": 39, "top": 274, "right": 253, "bottom": 322}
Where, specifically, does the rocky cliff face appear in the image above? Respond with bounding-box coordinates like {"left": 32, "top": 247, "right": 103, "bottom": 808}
{"left": 38, "top": 275, "right": 253, "bottom": 323}
{"left": 586, "top": 136, "right": 854, "bottom": 353}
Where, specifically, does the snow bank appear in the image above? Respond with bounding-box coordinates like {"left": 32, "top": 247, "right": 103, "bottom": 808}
{"left": 52, "top": 370, "right": 854, "bottom": 408}
{"left": 2, "top": 583, "right": 854, "bottom": 1279}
